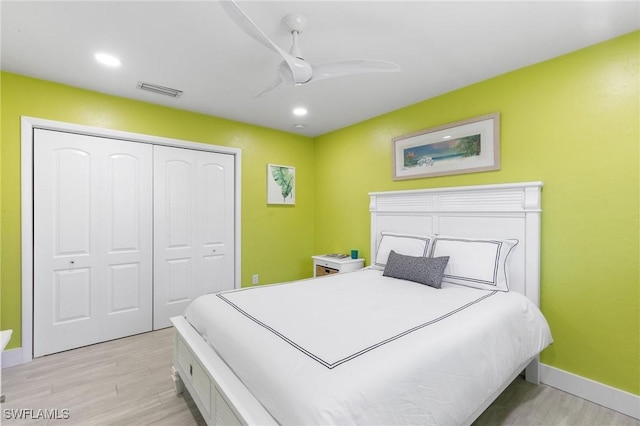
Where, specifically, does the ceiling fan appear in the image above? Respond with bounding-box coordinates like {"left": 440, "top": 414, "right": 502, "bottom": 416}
{"left": 220, "top": 0, "right": 401, "bottom": 96}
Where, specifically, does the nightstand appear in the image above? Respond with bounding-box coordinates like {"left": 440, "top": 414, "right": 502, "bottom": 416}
{"left": 312, "top": 255, "right": 364, "bottom": 277}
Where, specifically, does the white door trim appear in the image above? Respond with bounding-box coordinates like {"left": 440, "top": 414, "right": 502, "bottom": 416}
{"left": 20, "top": 116, "right": 242, "bottom": 364}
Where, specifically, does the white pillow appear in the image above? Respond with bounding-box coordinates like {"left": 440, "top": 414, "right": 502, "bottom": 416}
{"left": 374, "top": 232, "right": 431, "bottom": 269}
{"left": 429, "top": 236, "right": 518, "bottom": 291}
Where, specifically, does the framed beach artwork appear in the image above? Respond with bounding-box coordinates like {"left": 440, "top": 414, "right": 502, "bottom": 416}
{"left": 267, "top": 164, "right": 295, "bottom": 205}
{"left": 392, "top": 113, "right": 500, "bottom": 180}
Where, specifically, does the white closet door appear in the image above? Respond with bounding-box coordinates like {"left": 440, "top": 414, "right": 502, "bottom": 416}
{"left": 153, "top": 146, "right": 235, "bottom": 329}
{"left": 33, "top": 130, "right": 153, "bottom": 357}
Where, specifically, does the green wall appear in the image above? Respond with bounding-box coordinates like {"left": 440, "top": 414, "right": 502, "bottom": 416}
{"left": 0, "top": 72, "right": 315, "bottom": 349}
{"left": 1, "top": 31, "right": 638, "bottom": 397}
{"left": 314, "top": 31, "right": 639, "bottom": 395}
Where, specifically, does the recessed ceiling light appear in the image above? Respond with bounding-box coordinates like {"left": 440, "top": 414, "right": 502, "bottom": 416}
{"left": 293, "top": 107, "right": 307, "bottom": 117}
{"left": 94, "top": 52, "right": 121, "bottom": 67}
{"left": 293, "top": 124, "right": 306, "bottom": 129}
{"left": 443, "top": 135, "right": 452, "bottom": 139}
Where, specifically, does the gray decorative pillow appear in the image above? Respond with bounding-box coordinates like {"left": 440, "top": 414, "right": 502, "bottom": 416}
{"left": 383, "top": 250, "right": 450, "bottom": 289}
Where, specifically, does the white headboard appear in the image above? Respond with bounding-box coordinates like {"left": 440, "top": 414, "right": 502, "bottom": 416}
{"left": 369, "top": 182, "right": 543, "bottom": 306}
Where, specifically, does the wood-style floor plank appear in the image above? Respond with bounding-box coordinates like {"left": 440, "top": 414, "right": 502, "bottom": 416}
{"left": 1, "top": 329, "right": 204, "bottom": 425}
{"left": 473, "top": 376, "right": 639, "bottom": 426}
{"left": 1, "top": 328, "right": 637, "bottom": 425}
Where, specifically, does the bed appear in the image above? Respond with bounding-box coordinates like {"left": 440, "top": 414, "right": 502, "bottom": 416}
{"left": 171, "top": 181, "right": 552, "bottom": 425}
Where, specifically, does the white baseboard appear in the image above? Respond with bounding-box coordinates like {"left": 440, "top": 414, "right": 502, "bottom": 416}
{"left": 1, "top": 348, "right": 24, "bottom": 369}
{"left": 540, "top": 363, "right": 640, "bottom": 420}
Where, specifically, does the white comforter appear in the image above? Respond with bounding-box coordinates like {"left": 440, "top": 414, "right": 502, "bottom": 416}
{"left": 185, "top": 268, "right": 552, "bottom": 425}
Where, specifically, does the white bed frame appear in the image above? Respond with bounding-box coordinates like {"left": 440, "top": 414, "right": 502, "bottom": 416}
{"left": 171, "top": 181, "right": 544, "bottom": 425}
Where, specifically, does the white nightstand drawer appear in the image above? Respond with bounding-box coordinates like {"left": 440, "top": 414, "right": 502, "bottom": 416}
{"left": 315, "top": 258, "right": 340, "bottom": 269}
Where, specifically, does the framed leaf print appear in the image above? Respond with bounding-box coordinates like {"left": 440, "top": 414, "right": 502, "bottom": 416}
{"left": 267, "top": 164, "right": 295, "bottom": 205}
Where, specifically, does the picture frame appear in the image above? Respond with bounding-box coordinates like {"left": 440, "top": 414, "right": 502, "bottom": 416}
{"left": 267, "top": 164, "right": 295, "bottom": 205}
{"left": 392, "top": 113, "right": 500, "bottom": 180}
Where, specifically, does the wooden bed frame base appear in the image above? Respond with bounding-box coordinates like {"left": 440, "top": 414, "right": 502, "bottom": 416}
{"left": 171, "top": 315, "right": 277, "bottom": 425}
{"left": 172, "top": 181, "right": 544, "bottom": 425}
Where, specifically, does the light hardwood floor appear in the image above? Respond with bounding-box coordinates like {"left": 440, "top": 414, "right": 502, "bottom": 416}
{"left": 1, "top": 329, "right": 637, "bottom": 425}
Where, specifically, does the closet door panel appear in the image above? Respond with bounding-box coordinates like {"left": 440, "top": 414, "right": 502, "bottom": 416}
{"left": 167, "top": 258, "right": 193, "bottom": 303}
{"left": 166, "top": 160, "right": 194, "bottom": 248}
{"left": 154, "top": 147, "right": 198, "bottom": 328}
{"left": 54, "top": 268, "right": 91, "bottom": 322}
{"left": 154, "top": 146, "right": 235, "bottom": 329}
{"left": 199, "top": 153, "right": 235, "bottom": 296}
{"left": 54, "top": 149, "right": 92, "bottom": 255}
{"left": 99, "top": 141, "right": 153, "bottom": 341}
{"left": 35, "top": 135, "right": 102, "bottom": 356}
{"left": 108, "top": 154, "right": 144, "bottom": 252}
{"left": 202, "top": 163, "right": 226, "bottom": 242}
{"left": 108, "top": 263, "right": 141, "bottom": 312}
{"left": 34, "top": 130, "right": 153, "bottom": 356}
{"left": 163, "top": 159, "right": 196, "bottom": 309}
{"left": 203, "top": 254, "right": 227, "bottom": 295}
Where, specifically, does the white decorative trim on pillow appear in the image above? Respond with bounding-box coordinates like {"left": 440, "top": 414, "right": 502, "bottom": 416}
{"left": 373, "top": 232, "right": 431, "bottom": 269}
{"left": 430, "top": 236, "right": 518, "bottom": 291}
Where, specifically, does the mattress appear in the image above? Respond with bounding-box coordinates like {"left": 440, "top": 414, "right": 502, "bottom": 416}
{"left": 184, "top": 268, "right": 552, "bottom": 425}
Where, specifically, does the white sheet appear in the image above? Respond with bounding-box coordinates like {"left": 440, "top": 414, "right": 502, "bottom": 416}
{"left": 185, "top": 268, "right": 552, "bottom": 425}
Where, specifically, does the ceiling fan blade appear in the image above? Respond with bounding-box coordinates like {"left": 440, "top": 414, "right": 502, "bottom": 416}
{"left": 220, "top": 0, "right": 312, "bottom": 84}
{"left": 310, "top": 60, "right": 401, "bottom": 83}
{"left": 255, "top": 76, "right": 285, "bottom": 98}
{"left": 220, "top": 0, "right": 280, "bottom": 54}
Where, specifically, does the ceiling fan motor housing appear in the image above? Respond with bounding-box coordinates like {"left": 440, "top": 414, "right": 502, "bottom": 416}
{"left": 282, "top": 13, "right": 308, "bottom": 34}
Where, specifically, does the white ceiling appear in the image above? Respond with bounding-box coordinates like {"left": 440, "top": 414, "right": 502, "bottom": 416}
{"left": 2, "top": 1, "right": 638, "bottom": 137}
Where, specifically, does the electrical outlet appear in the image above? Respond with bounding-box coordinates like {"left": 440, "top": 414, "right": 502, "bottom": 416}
{"left": 252, "top": 274, "right": 259, "bottom": 285}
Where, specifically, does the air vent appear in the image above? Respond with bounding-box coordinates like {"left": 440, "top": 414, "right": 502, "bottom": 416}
{"left": 136, "top": 81, "right": 183, "bottom": 98}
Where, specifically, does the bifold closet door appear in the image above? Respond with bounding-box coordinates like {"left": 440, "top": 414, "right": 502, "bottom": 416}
{"left": 33, "top": 130, "right": 153, "bottom": 357}
{"left": 153, "top": 146, "right": 235, "bottom": 329}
